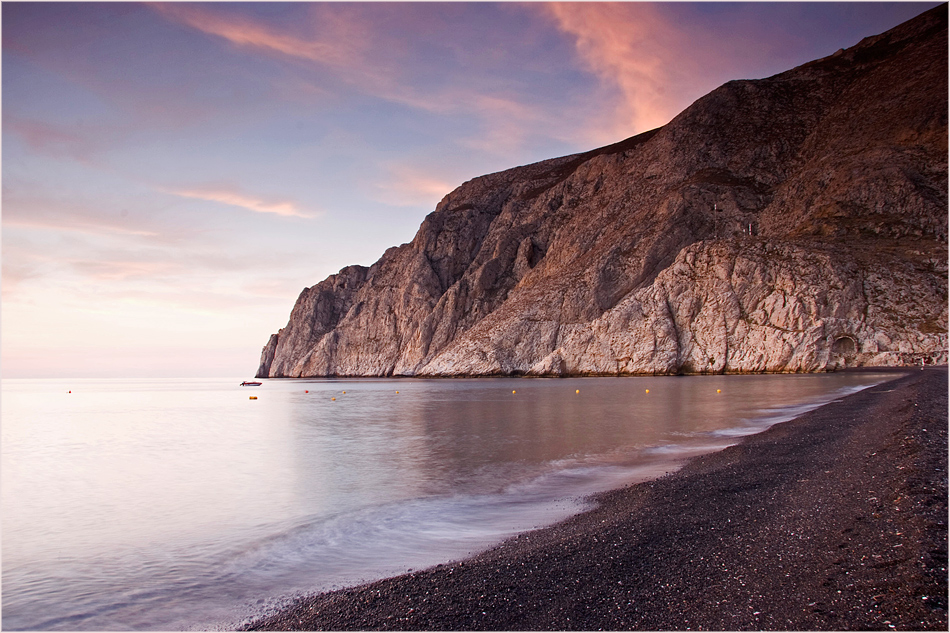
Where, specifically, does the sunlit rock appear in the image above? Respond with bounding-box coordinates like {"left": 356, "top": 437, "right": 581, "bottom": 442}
{"left": 258, "top": 6, "right": 948, "bottom": 378}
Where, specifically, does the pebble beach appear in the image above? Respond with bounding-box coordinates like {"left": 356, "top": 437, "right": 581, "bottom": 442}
{"left": 248, "top": 368, "right": 948, "bottom": 631}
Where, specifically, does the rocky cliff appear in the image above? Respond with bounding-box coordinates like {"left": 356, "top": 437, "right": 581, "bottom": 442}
{"left": 258, "top": 6, "right": 948, "bottom": 378}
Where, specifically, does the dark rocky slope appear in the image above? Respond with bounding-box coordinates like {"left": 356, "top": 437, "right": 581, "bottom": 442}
{"left": 258, "top": 6, "right": 948, "bottom": 378}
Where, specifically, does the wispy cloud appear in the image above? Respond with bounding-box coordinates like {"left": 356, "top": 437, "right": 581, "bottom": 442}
{"left": 5, "top": 116, "right": 112, "bottom": 165}
{"left": 1, "top": 247, "right": 51, "bottom": 296}
{"left": 166, "top": 185, "right": 317, "bottom": 219}
{"left": 8, "top": 117, "right": 84, "bottom": 151}
{"left": 150, "top": 3, "right": 367, "bottom": 71}
{"left": 151, "top": 2, "right": 453, "bottom": 119}
{"left": 1, "top": 188, "right": 163, "bottom": 239}
{"left": 542, "top": 3, "right": 698, "bottom": 141}
{"left": 459, "top": 93, "right": 573, "bottom": 156}
{"left": 4, "top": 215, "right": 160, "bottom": 238}
{"left": 150, "top": 4, "right": 538, "bottom": 123}
{"left": 67, "top": 258, "right": 180, "bottom": 282}
{"left": 374, "top": 164, "right": 456, "bottom": 209}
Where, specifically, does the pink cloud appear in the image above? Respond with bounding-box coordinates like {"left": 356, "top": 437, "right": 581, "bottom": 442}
{"left": 151, "top": 3, "right": 456, "bottom": 121}
{"left": 374, "top": 164, "right": 456, "bottom": 209}
{"left": 459, "top": 94, "right": 571, "bottom": 156}
{"left": 67, "top": 258, "right": 180, "bottom": 282}
{"left": 9, "top": 118, "right": 83, "bottom": 150}
{"left": 150, "top": 3, "right": 518, "bottom": 120}
{"left": 542, "top": 3, "right": 708, "bottom": 141}
{"left": 166, "top": 185, "right": 317, "bottom": 219}
{"left": 5, "top": 116, "right": 107, "bottom": 164}
{"left": 149, "top": 3, "right": 573, "bottom": 159}
{"left": 0, "top": 247, "right": 50, "bottom": 296}
{"left": 150, "top": 3, "right": 367, "bottom": 70}
{"left": 151, "top": 2, "right": 457, "bottom": 121}
{"left": 1, "top": 190, "right": 162, "bottom": 239}
{"left": 4, "top": 215, "right": 160, "bottom": 238}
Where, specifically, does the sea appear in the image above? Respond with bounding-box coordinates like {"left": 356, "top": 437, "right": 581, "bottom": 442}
{"left": 1, "top": 372, "right": 895, "bottom": 630}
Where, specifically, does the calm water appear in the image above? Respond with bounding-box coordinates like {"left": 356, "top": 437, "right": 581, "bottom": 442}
{"left": 2, "top": 373, "right": 894, "bottom": 630}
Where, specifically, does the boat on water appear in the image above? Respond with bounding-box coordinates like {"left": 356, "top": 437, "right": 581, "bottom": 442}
{"left": 240, "top": 381, "right": 262, "bottom": 386}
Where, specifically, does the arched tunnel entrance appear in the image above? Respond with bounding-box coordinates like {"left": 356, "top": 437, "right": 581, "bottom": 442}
{"left": 832, "top": 335, "right": 857, "bottom": 358}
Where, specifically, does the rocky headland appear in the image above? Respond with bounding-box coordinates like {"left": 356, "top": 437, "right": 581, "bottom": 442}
{"left": 257, "top": 6, "right": 948, "bottom": 379}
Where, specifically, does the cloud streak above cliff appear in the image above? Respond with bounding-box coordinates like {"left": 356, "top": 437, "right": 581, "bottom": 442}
{"left": 148, "top": 2, "right": 364, "bottom": 68}
{"left": 166, "top": 186, "right": 318, "bottom": 219}
{"left": 543, "top": 3, "right": 687, "bottom": 138}
{"left": 2, "top": 1, "right": 938, "bottom": 377}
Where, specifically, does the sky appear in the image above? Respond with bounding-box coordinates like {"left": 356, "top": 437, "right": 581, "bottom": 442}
{"left": 2, "top": 1, "right": 941, "bottom": 379}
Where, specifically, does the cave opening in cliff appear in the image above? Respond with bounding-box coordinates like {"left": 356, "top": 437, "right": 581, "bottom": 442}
{"left": 832, "top": 336, "right": 857, "bottom": 357}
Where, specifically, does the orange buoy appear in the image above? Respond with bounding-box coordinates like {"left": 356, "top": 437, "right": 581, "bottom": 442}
{"left": 645, "top": 389, "right": 650, "bottom": 394}
{"left": 249, "top": 396, "right": 257, "bottom": 400}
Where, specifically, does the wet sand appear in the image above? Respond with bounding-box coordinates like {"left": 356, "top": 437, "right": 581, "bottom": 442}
{"left": 247, "top": 368, "right": 947, "bottom": 631}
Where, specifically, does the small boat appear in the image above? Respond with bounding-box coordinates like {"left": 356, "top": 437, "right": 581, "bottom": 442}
{"left": 240, "top": 381, "right": 262, "bottom": 386}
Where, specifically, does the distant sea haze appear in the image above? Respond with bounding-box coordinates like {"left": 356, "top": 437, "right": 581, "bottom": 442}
{"left": 2, "top": 373, "right": 893, "bottom": 630}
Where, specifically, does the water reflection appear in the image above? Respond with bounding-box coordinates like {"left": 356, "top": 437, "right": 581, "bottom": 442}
{"left": 2, "top": 373, "right": 896, "bottom": 630}
{"left": 282, "top": 374, "right": 892, "bottom": 521}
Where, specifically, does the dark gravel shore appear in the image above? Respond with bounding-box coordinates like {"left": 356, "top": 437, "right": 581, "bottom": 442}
{"left": 248, "top": 368, "right": 948, "bottom": 631}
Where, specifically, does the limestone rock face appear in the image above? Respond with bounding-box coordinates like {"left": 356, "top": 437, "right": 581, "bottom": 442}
{"left": 257, "top": 6, "right": 948, "bottom": 378}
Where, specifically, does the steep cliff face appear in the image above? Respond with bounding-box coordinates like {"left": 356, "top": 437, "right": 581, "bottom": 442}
{"left": 258, "top": 6, "right": 948, "bottom": 378}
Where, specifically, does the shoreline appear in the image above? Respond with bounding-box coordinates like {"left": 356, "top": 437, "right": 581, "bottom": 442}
{"left": 247, "top": 368, "right": 948, "bottom": 630}
{"left": 257, "top": 365, "right": 925, "bottom": 381}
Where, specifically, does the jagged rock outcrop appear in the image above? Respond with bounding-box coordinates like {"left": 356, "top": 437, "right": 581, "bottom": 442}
{"left": 258, "top": 6, "right": 948, "bottom": 378}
